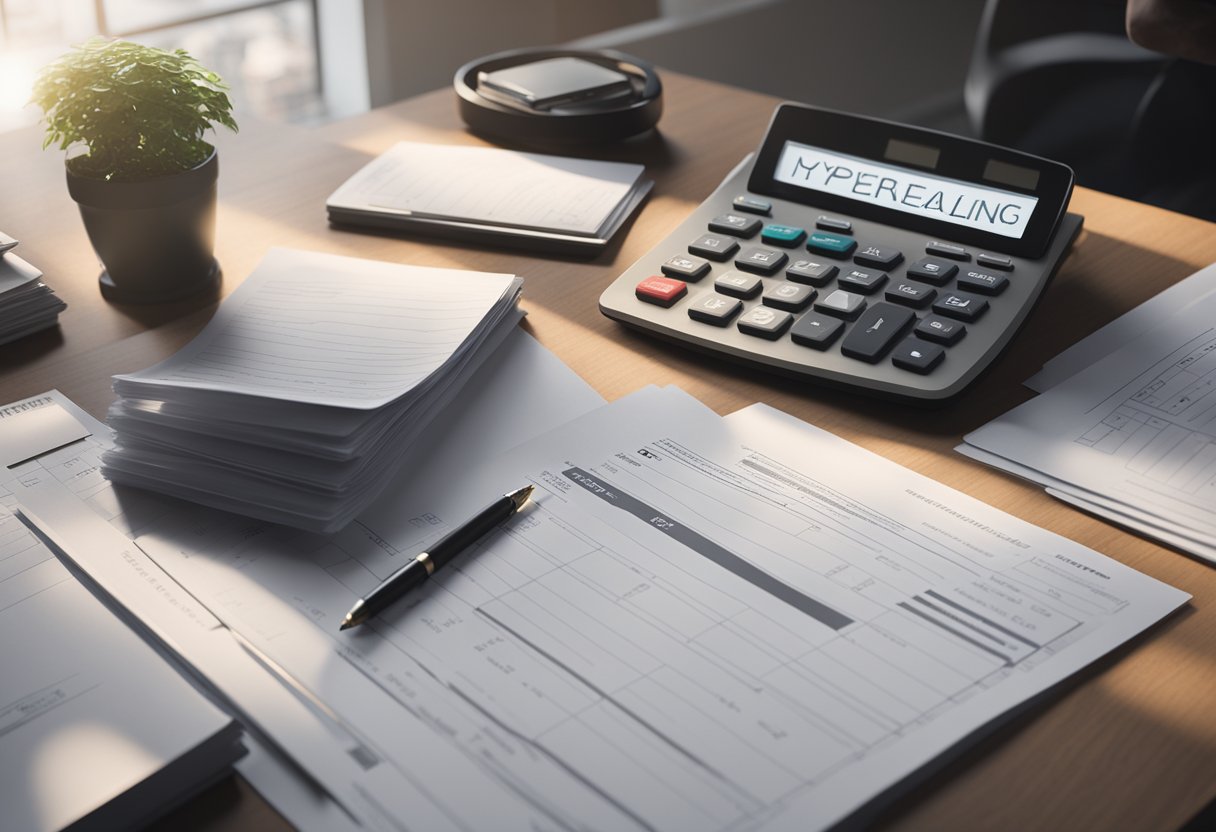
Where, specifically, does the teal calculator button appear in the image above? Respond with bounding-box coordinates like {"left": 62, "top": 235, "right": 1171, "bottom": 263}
{"left": 807, "top": 231, "right": 858, "bottom": 258}
{"left": 760, "top": 224, "right": 807, "bottom": 247}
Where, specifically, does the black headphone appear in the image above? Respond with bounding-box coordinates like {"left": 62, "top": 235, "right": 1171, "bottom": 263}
{"left": 454, "top": 48, "right": 663, "bottom": 147}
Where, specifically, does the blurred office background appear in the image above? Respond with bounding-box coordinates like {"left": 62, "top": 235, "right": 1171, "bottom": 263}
{"left": 0, "top": 0, "right": 1210, "bottom": 219}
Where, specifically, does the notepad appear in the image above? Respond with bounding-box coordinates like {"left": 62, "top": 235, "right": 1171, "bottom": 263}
{"left": 326, "top": 142, "right": 652, "bottom": 253}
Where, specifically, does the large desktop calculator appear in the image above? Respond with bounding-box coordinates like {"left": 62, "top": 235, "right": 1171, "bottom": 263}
{"left": 600, "top": 104, "right": 1083, "bottom": 402}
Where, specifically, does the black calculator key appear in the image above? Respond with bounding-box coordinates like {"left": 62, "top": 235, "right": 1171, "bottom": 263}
{"left": 838, "top": 266, "right": 888, "bottom": 295}
{"left": 762, "top": 281, "right": 816, "bottom": 312}
{"left": 737, "top": 306, "right": 793, "bottom": 340}
{"left": 688, "top": 233, "right": 739, "bottom": 262}
{"left": 790, "top": 312, "right": 845, "bottom": 349}
{"left": 885, "top": 280, "right": 937, "bottom": 308}
{"left": 814, "top": 289, "right": 867, "bottom": 320}
{"left": 816, "top": 216, "right": 852, "bottom": 233}
{"left": 635, "top": 276, "right": 687, "bottom": 308}
{"left": 933, "top": 290, "right": 989, "bottom": 321}
{"left": 840, "top": 303, "right": 915, "bottom": 363}
{"left": 914, "top": 314, "right": 966, "bottom": 345}
{"left": 761, "top": 224, "right": 808, "bottom": 248}
{"left": 854, "top": 245, "right": 903, "bottom": 269}
{"left": 661, "top": 254, "right": 710, "bottom": 281}
{"left": 958, "top": 268, "right": 1009, "bottom": 296}
{"left": 709, "top": 213, "right": 762, "bottom": 238}
{"left": 786, "top": 259, "right": 838, "bottom": 286}
{"left": 906, "top": 256, "right": 958, "bottom": 285}
{"left": 714, "top": 270, "right": 763, "bottom": 299}
{"left": 732, "top": 195, "right": 771, "bottom": 215}
{"left": 976, "top": 252, "right": 1014, "bottom": 270}
{"left": 925, "top": 241, "right": 970, "bottom": 261}
{"left": 687, "top": 293, "right": 743, "bottom": 325}
{"left": 892, "top": 337, "right": 945, "bottom": 374}
{"left": 806, "top": 231, "right": 857, "bottom": 259}
{"left": 735, "top": 247, "right": 788, "bottom": 275}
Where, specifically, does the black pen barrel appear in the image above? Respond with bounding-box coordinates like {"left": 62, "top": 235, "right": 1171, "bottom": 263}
{"left": 360, "top": 558, "right": 431, "bottom": 616}
{"left": 428, "top": 495, "right": 516, "bottom": 569}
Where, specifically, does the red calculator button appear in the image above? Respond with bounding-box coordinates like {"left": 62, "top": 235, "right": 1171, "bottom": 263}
{"left": 635, "top": 276, "right": 688, "bottom": 307}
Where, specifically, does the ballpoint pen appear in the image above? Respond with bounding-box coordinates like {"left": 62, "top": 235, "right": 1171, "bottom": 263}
{"left": 339, "top": 484, "right": 534, "bottom": 630}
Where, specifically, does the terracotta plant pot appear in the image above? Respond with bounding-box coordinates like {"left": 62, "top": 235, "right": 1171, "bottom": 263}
{"left": 66, "top": 150, "right": 220, "bottom": 303}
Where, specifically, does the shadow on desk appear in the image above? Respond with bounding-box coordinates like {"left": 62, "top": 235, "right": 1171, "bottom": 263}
{"left": 866, "top": 604, "right": 1205, "bottom": 831}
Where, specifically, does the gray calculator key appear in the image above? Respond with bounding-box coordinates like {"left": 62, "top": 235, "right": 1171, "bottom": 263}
{"left": 714, "top": 270, "right": 763, "bottom": 299}
{"left": 892, "top": 337, "right": 945, "bottom": 373}
{"left": 735, "top": 246, "right": 788, "bottom": 275}
{"left": 925, "top": 241, "right": 970, "bottom": 261}
{"left": 732, "top": 195, "right": 772, "bottom": 215}
{"left": 814, "top": 289, "right": 867, "bottom": 320}
{"left": 933, "top": 290, "right": 989, "bottom": 321}
{"left": 885, "top": 280, "right": 937, "bottom": 308}
{"left": 914, "top": 314, "right": 966, "bottom": 345}
{"left": 687, "top": 293, "right": 743, "bottom": 326}
{"left": 689, "top": 233, "right": 739, "bottom": 261}
{"left": 661, "top": 254, "right": 710, "bottom": 281}
{"left": 837, "top": 266, "right": 887, "bottom": 295}
{"left": 762, "top": 281, "right": 816, "bottom": 312}
{"left": 790, "top": 312, "right": 845, "bottom": 349}
{"left": 737, "top": 305, "right": 793, "bottom": 340}
{"left": 854, "top": 244, "right": 903, "bottom": 269}
{"left": 786, "top": 259, "right": 838, "bottom": 286}
{"left": 907, "top": 256, "right": 958, "bottom": 285}
{"left": 709, "top": 213, "right": 762, "bottom": 238}
{"left": 840, "top": 303, "right": 915, "bottom": 363}
{"left": 958, "top": 268, "right": 1009, "bottom": 296}
{"left": 976, "top": 252, "right": 1014, "bottom": 270}
{"left": 815, "top": 216, "right": 852, "bottom": 233}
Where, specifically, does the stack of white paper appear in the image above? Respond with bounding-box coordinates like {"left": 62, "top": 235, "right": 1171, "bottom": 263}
{"left": 326, "top": 142, "right": 652, "bottom": 252}
{"left": 0, "top": 251, "right": 67, "bottom": 345}
{"left": 960, "top": 263, "right": 1216, "bottom": 563}
{"left": 101, "top": 247, "right": 524, "bottom": 532}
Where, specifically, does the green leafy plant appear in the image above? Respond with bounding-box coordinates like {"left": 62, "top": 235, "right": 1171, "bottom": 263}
{"left": 32, "top": 38, "right": 238, "bottom": 181}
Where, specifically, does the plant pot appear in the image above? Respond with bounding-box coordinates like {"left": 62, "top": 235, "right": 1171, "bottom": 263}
{"left": 66, "top": 151, "right": 221, "bottom": 304}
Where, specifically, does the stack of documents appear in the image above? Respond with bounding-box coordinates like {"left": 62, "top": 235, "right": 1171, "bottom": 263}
{"left": 101, "top": 247, "right": 523, "bottom": 532}
{"left": 960, "top": 262, "right": 1216, "bottom": 563}
{"left": 0, "top": 394, "right": 244, "bottom": 832}
{"left": 13, "top": 378, "right": 1188, "bottom": 832}
{"left": 0, "top": 248, "right": 67, "bottom": 346}
{"left": 326, "top": 141, "right": 652, "bottom": 254}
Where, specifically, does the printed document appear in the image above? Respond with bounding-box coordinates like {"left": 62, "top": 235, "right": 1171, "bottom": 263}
{"left": 10, "top": 329, "right": 606, "bottom": 832}
{"left": 963, "top": 287, "right": 1216, "bottom": 563}
{"left": 65, "top": 386, "right": 1186, "bottom": 831}
{"left": 0, "top": 394, "right": 240, "bottom": 832}
{"left": 1027, "top": 262, "right": 1216, "bottom": 391}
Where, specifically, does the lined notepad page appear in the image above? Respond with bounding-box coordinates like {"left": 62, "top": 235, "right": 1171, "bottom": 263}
{"left": 113, "top": 248, "right": 521, "bottom": 409}
{"left": 330, "top": 142, "right": 644, "bottom": 237}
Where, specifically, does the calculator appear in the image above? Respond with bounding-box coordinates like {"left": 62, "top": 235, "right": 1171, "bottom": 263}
{"left": 600, "top": 104, "right": 1083, "bottom": 402}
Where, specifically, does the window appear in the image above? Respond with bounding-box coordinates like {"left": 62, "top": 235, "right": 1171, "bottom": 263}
{"left": 0, "top": 0, "right": 323, "bottom": 132}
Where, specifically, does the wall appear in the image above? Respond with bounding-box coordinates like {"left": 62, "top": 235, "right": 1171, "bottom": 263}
{"left": 347, "top": 0, "right": 659, "bottom": 109}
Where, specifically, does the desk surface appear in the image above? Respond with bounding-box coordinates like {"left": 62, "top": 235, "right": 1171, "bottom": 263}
{"left": 2, "top": 72, "right": 1214, "bottom": 832}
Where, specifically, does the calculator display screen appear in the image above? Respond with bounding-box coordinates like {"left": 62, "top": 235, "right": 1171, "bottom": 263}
{"left": 774, "top": 141, "right": 1039, "bottom": 240}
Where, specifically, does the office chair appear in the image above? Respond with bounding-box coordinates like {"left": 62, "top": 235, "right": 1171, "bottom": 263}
{"left": 965, "top": 0, "right": 1216, "bottom": 221}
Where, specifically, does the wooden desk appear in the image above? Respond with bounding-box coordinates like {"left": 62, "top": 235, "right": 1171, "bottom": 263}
{"left": 2, "top": 73, "right": 1214, "bottom": 832}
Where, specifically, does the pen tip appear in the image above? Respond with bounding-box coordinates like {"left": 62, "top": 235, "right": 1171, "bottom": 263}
{"left": 508, "top": 484, "right": 534, "bottom": 510}
{"left": 339, "top": 616, "right": 354, "bottom": 631}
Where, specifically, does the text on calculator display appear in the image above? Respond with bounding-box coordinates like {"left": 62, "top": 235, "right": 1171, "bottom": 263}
{"left": 774, "top": 141, "right": 1039, "bottom": 240}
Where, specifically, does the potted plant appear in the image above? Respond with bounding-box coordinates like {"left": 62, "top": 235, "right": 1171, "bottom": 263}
{"left": 32, "top": 39, "right": 238, "bottom": 303}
